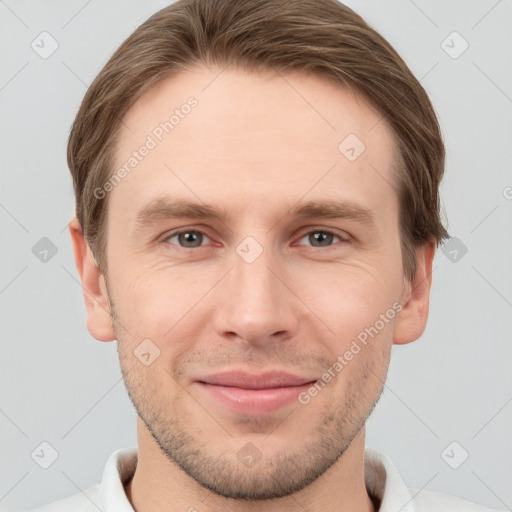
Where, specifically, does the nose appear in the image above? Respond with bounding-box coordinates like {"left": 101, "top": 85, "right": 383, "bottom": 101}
{"left": 212, "top": 241, "right": 300, "bottom": 347}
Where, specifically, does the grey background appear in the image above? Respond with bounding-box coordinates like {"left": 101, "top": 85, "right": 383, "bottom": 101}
{"left": 1, "top": 0, "right": 511, "bottom": 510}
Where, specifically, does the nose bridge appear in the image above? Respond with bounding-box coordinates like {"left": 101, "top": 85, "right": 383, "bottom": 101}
{"left": 214, "top": 236, "right": 298, "bottom": 343}
{"left": 234, "top": 246, "right": 276, "bottom": 307}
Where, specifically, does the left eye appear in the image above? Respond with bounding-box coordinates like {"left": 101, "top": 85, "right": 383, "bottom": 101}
{"left": 297, "top": 230, "right": 344, "bottom": 247}
{"left": 165, "top": 230, "right": 211, "bottom": 248}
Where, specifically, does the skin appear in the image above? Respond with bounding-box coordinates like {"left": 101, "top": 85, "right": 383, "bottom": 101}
{"left": 70, "top": 65, "right": 435, "bottom": 512}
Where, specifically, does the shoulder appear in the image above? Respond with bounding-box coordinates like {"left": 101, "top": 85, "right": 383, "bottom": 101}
{"left": 25, "top": 447, "right": 137, "bottom": 512}
{"left": 413, "top": 488, "right": 505, "bottom": 511}
{"left": 25, "top": 484, "right": 101, "bottom": 512}
{"left": 364, "top": 448, "right": 505, "bottom": 512}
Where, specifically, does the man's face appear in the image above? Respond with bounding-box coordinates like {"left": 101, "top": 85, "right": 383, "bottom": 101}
{"left": 103, "top": 66, "right": 408, "bottom": 499}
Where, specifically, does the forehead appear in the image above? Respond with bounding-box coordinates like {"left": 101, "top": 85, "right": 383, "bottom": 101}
{"left": 110, "top": 65, "right": 398, "bottom": 219}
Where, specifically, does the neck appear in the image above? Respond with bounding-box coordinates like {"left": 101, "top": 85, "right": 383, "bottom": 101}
{"left": 125, "top": 419, "right": 376, "bottom": 512}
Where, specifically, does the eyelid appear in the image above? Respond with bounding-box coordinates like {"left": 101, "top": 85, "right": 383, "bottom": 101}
{"left": 294, "top": 227, "right": 352, "bottom": 246}
{"left": 161, "top": 227, "right": 214, "bottom": 247}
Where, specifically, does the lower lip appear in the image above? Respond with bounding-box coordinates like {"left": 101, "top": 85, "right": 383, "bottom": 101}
{"left": 196, "top": 382, "right": 314, "bottom": 415}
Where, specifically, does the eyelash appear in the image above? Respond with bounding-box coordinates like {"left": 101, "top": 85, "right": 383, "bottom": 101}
{"left": 162, "top": 228, "right": 350, "bottom": 249}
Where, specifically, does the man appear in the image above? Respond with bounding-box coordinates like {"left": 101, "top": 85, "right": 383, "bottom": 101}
{"left": 30, "top": 0, "right": 500, "bottom": 510}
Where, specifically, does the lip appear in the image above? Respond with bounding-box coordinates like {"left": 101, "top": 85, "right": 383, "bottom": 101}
{"left": 194, "top": 371, "right": 317, "bottom": 415}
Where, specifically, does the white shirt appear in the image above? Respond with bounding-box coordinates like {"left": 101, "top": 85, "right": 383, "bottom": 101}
{"left": 28, "top": 447, "right": 501, "bottom": 511}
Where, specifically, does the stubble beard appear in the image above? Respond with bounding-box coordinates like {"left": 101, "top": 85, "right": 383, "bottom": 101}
{"left": 108, "top": 293, "right": 391, "bottom": 500}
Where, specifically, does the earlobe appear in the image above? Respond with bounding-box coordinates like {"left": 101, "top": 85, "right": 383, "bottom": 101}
{"left": 393, "top": 241, "right": 436, "bottom": 345}
{"left": 69, "top": 218, "right": 116, "bottom": 342}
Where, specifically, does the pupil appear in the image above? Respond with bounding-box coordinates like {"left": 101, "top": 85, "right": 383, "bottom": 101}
{"left": 311, "top": 232, "right": 332, "bottom": 246}
{"left": 180, "top": 232, "right": 201, "bottom": 247}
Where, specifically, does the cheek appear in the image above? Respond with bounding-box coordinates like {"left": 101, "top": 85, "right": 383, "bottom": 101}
{"left": 110, "top": 262, "right": 213, "bottom": 359}
{"left": 296, "top": 261, "right": 402, "bottom": 342}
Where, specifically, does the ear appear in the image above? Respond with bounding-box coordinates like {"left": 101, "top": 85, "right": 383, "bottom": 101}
{"left": 393, "top": 241, "right": 436, "bottom": 345}
{"left": 69, "top": 217, "right": 116, "bottom": 342}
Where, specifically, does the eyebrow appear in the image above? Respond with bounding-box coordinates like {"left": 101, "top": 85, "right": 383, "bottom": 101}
{"left": 290, "top": 200, "right": 375, "bottom": 225}
{"left": 134, "top": 197, "right": 375, "bottom": 228}
{"left": 135, "top": 198, "right": 230, "bottom": 226}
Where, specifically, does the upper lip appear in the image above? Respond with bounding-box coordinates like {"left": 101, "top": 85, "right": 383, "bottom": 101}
{"left": 196, "top": 371, "right": 317, "bottom": 390}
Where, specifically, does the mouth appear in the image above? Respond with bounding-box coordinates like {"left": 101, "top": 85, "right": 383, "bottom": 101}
{"left": 194, "top": 371, "right": 317, "bottom": 415}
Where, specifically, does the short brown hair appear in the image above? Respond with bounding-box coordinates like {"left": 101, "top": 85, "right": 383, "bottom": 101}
{"left": 68, "top": 0, "right": 448, "bottom": 281}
